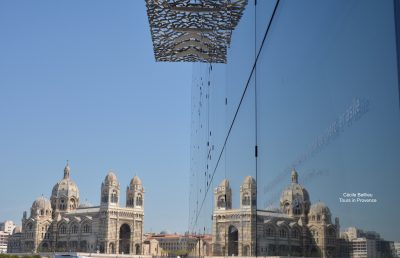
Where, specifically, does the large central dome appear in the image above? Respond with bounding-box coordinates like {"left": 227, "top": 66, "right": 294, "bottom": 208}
{"left": 51, "top": 177, "right": 79, "bottom": 199}
{"left": 50, "top": 162, "right": 80, "bottom": 212}
{"left": 280, "top": 169, "right": 310, "bottom": 216}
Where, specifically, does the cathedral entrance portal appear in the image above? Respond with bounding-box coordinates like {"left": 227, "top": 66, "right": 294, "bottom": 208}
{"left": 119, "top": 224, "right": 131, "bottom": 254}
{"left": 228, "top": 225, "right": 238, "bottom": 256}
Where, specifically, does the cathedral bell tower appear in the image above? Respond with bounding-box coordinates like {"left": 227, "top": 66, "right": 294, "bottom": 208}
{"left": 100, "top": 171, "right": 120, "bottom": 207}
{"left": 126, "top": 176, "right": 144, "bottom": 209}
{"left": 240, "top": 176, "right": 256, "bottom": 209}
{"left": 214, "top": 179, "right": 232, "bottom": 210}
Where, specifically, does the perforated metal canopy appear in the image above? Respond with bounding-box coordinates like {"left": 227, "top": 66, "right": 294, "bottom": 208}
{"left": 146, "top": 0, "right": 248, "bottom": 63}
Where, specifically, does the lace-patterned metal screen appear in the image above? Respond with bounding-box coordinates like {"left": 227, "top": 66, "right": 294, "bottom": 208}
{"left": 146, "top": 0, "right": 248, "bottom": 63}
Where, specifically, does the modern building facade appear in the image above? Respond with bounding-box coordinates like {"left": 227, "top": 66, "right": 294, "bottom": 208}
{"left": 8, "top": 163, "right": 144, "bottom": 255}
{"left": 186, "top": 0, "right": 400, "bottom": 258}
{"left": 212, "top": 170, "right": 339, "bottom": 257}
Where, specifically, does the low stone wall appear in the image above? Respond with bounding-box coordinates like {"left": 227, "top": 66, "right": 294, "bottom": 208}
{"left": 201, "top": 256, "right": 320, "bottom": 258}
{"left": 11, "top": 253, "right": 152, "bottom": 258}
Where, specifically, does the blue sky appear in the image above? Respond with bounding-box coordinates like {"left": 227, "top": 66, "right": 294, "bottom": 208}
{"left": 0, "top": 1, "right": 191, "bottom": 233}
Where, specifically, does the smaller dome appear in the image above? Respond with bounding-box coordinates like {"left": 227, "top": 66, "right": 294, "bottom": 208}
{"left": 105, "top": 171, "right": 118, "bottom": 185}
{"left": 32, "top": 196, "right": 52, "bottom": 210}
{"left": 309, "top": 202, "right": 331, "bottom": 216}
{"left": 130, "top": 176, "right": 142, "bottom": 185}
{"left": 160, "top": 230, "right": 171, "bottom": 235}
{"left": 13, "top": 226, "right": 22, "bottom": 234}
{"left": 243, "top": 176, "right": 256, "bottom": 185}
{"left": 219, "top": 179, "right": 230, "bottom": 188}
{"left": 79, "top": 200, "right": 92, "bottom": 208}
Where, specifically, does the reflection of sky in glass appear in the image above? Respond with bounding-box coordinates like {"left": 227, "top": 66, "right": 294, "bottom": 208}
{"left": 190, "top": 0, "right": 400, "bottom": 241}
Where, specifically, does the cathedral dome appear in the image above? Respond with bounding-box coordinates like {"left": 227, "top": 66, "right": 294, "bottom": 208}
{"left": 13, "top": 226, "right": 22, "bottom": 234}
{"left": 280, "top": 169, "right": 310, "bottom": 204}
{"left": 309, "top": 202, "right": 332, "bottom": 223}
{"left": 51, "top": 177, "right": 80, "bottom": 199}
{"left": 32, "top": 196, "right": 52, "bottom": 210}
{"left": 309, "top": 202, "right": 331, "bottom": 216}
{"left": 50, "top": 162, "right": 80, "bottom": 212}
{"left": 104, "top": 171, "right": 119, "bottom": 186}
{"left": 130, "top": 175, "right": 142, "bottom": 185}
{"left": 280, "top": 169, "right": 310, "bottom": 216}
{"left": 31, "top": 196, "right": 52, "bottom": 217}
{"left": 280, "top": 182, "right": 310, "bottom": 203}
{"left": 78, "top": 200, "right": 92, "bottom": 208}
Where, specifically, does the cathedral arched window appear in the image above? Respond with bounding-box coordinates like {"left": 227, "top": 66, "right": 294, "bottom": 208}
{"left": 111, "top": 190, "right": 118, "bottom": 203}
{"left": 279, "top": 229, "right": 287, "bottom": 238}
{"left": 40, "top": 209, "right": 44, "bottom": 215}
{"left": 266, "top": 227, "right": 274, "bottom": 237}
{"left": 127, "top": 196, "right": 134, "bottom": 206}
{"left": 283, "top": 202, "right": 290, "bottom": 214}
{"left": 242, "top": 194, "right": 250, "bottom": 206}
{"left": 60, "top": 199, "right": 66, "bottom": 210}
{"left": 70, "top": 199, "right": 76, "bottom": 209}
{"left": 82, "top": 224, "right": 91, "bottom": 233}
{"left": 102, "top": 191, "right": 108, "bottom": 203}
{"left": 218, "top": 196, "right": 226, "bottom": 208}
{"left": 60, "top": 224, "right": 67, "bottom": 235}
{"left": 71, "top": 224, "right": 78, "bottom": 234}
{"left": 317, "top": 215, "right": 321, "bottom": 221}
{"left": 292, "top": 229, "right": 299, "bottom": 239}
{"left": 136, "top": 194, "right": 143, "bottom": 206}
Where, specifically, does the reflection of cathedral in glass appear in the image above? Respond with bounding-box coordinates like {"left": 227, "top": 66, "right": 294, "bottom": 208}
{"left": 12, "top": 162, "right": 144, "bottom": 254}
{"left": 212, "top": 169, "right": 338, "bottom": 258}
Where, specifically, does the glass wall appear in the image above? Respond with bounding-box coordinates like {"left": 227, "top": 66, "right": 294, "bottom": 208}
{"left": 189, "top": 1, "right": 400, "bottom": 258}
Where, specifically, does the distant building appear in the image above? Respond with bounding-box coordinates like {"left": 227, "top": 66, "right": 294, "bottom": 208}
{"left": 0, "top": 231, "right": 9, "bottom": 253}
{"left": 394, "top": 242, "right": 400, "bottom": 258}
{"left": 0, "top": 220, "right": 17, "bottom": 253}
{"left": 212, "top": 170, "right": 340, "bottom": 258}
{"left": 0, "top": 221, "right": 16, "bottom": 235}
{"left": 340, "top": 227, "right": 395, "bottom": 258}
{"left": 7, "top": 227, "right": 22, "bottom": 253}
{"left": 143, "top": 232, "right": 211, "bottom": 256}
{"left": 348, "top": 238, "right": 377, "bottom": 258}
{"left": 8, "top": 162, "right": 145, "bottom": 254}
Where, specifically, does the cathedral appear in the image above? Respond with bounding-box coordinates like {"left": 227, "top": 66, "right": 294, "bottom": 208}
{"left": 11, "top": 162, "right": 144, "bottom": 254}
{"left": 212, "top": 169, "right": 339, "bottom": 258}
